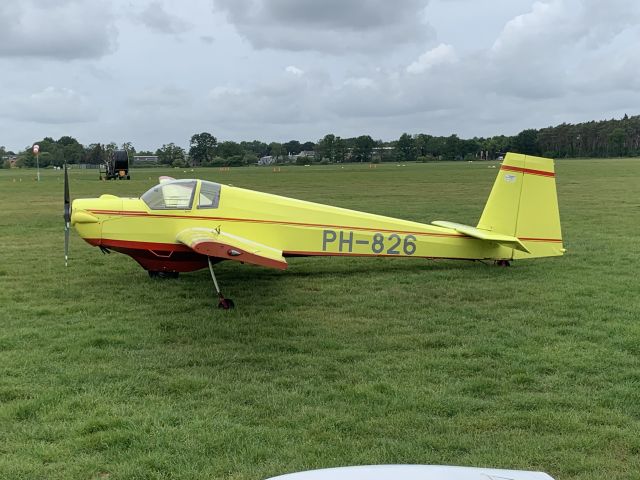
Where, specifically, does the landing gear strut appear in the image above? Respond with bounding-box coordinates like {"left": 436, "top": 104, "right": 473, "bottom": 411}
{"left": 208, "top": 257, "right": 234, "bottom": 310}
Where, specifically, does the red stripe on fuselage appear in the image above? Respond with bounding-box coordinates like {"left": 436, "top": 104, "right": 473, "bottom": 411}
{"left": 500, "top": 165, "right": 555, "bottom": 177}
{"left": 88, "top": 236, "right": 563, "bottom": 256}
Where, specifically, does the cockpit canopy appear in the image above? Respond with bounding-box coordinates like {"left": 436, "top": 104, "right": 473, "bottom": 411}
{"left": 141, "top": 179, "right": 221, "bottom": 210}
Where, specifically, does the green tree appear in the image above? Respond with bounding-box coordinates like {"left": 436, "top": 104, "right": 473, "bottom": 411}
{"left": 269, "top": 142, "right": 284, "bottom": 161}
{"left": 334, "top": 137, "right": 347, "bottom": 162}
{"left": 512, "top": 129, "right": 540, "bottom": 155}
{"left": 156, "top": 143, "right": 186, "bottom": 165}
{"left": 284, "top": 140, "right": 302, "bottom": 155}
{"left": 243, "top": 152, "right": 259, "bottom": 164}
{"left": 57, "top": 136, "right": 84, "bottom": 165}
{"left": 301, "top": 141, "right": 315, "bottom": 152}
{"left": 217, "top": 141, "right": 244, "bottom": 159}
{"left": 316, "top": 134, "right": 336, "bottom": 161}
{"left": 240, "top": 140, "right": 269, "bottom": 158}
{"left": 397, "top": 133, "right": 417, "bottom": 161}
{"left": 424, "top": 135, "right": 446, "bottom": 158}
{"left": 189, "top": 132, "right": 217, "bottom": 166}
{"left": 105, "top": 142, "right": 118, "bottom": 159}
{"left": 415, "top": 134, "right": 429, "bottom": 156}
{"left": 121, "top": 142, "right": 136, "bottom": 154}
{"left": 443, "top": 134, "right": 462, "bottom": 160}
{"left": 17, "top": 137, "right": 59, "bottom": 167}
{"left": 352, "top": 135, "right": 375, "bottom": 162}
{"left": 128, "top": 147, "right": 146, "bottom": 166}
{"left": 85, "top": 144, "right": 106, "bottom": 165}
{"left": 608, "top": 127, "right": 626, "bottom": 156}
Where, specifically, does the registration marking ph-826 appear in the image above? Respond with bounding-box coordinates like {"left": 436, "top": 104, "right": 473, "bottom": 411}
{"left": 322, "top": 229, "right": 417, "bottom": 256}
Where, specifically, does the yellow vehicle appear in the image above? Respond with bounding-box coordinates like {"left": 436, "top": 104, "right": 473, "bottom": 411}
{"left": 64, "top": 153, "right": 563, "bottom": 309}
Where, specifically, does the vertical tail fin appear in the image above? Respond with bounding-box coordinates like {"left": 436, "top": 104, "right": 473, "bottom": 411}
{"left": 477, "top": 153, "right": 564, "bottom": 259}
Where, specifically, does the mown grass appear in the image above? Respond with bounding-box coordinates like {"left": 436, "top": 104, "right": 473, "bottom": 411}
{"left": 1, "top": 159, "right": 639, "bottom": 480}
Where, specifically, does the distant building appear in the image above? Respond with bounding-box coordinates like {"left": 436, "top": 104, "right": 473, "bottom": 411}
{"left": 297, "top": 150, "right": 315, "bottom": 158}
{"left": 133, "top": 155, "right": 159, "bottom": 165}
{"left": 258, "top": 155, "right": 275, "bottom": 166}
{"left": 2, "top": 155, "right": 17, "bottom": 167}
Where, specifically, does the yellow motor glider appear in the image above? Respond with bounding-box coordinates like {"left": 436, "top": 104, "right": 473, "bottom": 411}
{"left": 65, "top": 153, "right": 564, "bottom": 308}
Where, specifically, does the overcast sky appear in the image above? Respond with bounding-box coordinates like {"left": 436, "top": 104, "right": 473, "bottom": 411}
{"left": 1, "top": 0, "right": 639, "bottom": 151}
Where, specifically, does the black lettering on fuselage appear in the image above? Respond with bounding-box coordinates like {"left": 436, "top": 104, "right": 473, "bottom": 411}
{"left": 322, "top": 229, "right": 337, "bottom": 250}
{"left": 339, "top": 230, "right": 353, "bottom": 252}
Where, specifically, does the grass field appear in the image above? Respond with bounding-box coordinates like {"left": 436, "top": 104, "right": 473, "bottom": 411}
{"left": 1, "top": 159, "right": 639, "bottom": 480}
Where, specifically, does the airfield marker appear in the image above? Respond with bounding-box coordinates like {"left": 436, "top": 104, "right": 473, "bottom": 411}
{"left": 33, "top": 144, "right": 40, "bottom": 181}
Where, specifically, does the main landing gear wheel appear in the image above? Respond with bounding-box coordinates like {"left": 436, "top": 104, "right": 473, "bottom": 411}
{"left": 148, "top": 270, "right": 179, "bottom": 278}
{"left": 208, "top": 257, "right": 234, "bottom": 310}
{"left": 495, "top": 260, "right": 511, "bottom": 267}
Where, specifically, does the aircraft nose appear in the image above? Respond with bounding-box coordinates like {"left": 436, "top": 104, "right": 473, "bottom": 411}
{"left": 71, "top": 199, "right": 100, "bottom": 226}
{"left": 71, "top": 210, "right": 99, "bottom": 225}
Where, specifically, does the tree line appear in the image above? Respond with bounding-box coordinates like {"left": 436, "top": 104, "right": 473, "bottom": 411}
{"left": 3, "top": 114, "right": 640, "bottom": 169}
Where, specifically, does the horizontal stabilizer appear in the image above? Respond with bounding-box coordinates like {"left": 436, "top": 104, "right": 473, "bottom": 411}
{"left": 431, "top": 221, "right": 530, "bottom": 253}
{"left": 177, "top": 227, "right": 288, "bottom": 270}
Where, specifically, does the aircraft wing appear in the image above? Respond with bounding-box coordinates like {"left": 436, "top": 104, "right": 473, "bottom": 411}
{"left": 431, "top": 221, "right": 530, "bottom": 253}
{"left": 176, "top": 228, "right": 288, "bottom": 270}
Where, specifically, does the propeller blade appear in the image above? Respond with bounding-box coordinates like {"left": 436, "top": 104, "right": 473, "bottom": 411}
{"left": 65, "top": 222, "right": 69, "bottom": 267}
{"left": 64, "top": 163, "right": 71, "bottom": 266}
{"left": 64, "top": 162, "right": 70, "bottom": 223}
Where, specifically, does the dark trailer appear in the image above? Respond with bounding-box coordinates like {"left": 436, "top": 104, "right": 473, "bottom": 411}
{"left": 100, "top": 150, "right": 130, "bottom": 180}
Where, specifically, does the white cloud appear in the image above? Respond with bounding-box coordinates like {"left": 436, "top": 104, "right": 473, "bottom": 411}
{"left": 285, "top": 65, "right": 304, "bottom": 76}
{"left": 406, "top": 43, "right": 457, "bottom": 74}
{"left": 485, "top": 0, "right": 640, "bottom": 99}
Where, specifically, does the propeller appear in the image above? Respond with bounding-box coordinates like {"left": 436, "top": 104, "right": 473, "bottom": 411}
{"left": 64, "top": 162, "right": 71, "bottom": 267}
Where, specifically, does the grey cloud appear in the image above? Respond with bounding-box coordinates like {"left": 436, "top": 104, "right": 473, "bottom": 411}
{"left": 198, "top": 0, "right": 640, "bottom": 138}
{"left": 130, "top": 86, "right": 192, "bottom": 108}
{"left": 3, "top": 0, "right": 639, "bottom": 150}
{"left": 255, "top": 0, "right": 426, "bottom": 30}
{"left": 137, "top": 1, "right": 191, "bottom": 34}
{"left": 205, "top": 68, "right": 329, "bottom": 124}
{"left": 0, "top": 1, "right": 116, "bottom": 59}
{"left": 1, "top": 87, "right": 97, "bottom": 124}
{"left": 212, "top": 0, "right": 433, "bottom": 53}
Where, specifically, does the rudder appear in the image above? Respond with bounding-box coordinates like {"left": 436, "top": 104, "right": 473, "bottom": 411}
{"left": 477, "top": 153, "right": 564, "bottom": 259}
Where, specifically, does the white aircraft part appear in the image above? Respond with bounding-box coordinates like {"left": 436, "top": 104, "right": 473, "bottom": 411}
{"left": 266, "top": 465, "right": 555, "bottom": 480}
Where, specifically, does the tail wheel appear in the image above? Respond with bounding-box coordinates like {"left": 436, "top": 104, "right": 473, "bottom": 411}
{"left": 218, "top": 298, "right": 235, "bottom": 310}
{"left": 148, "top": 271, "right": 179, "bottom": 278}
